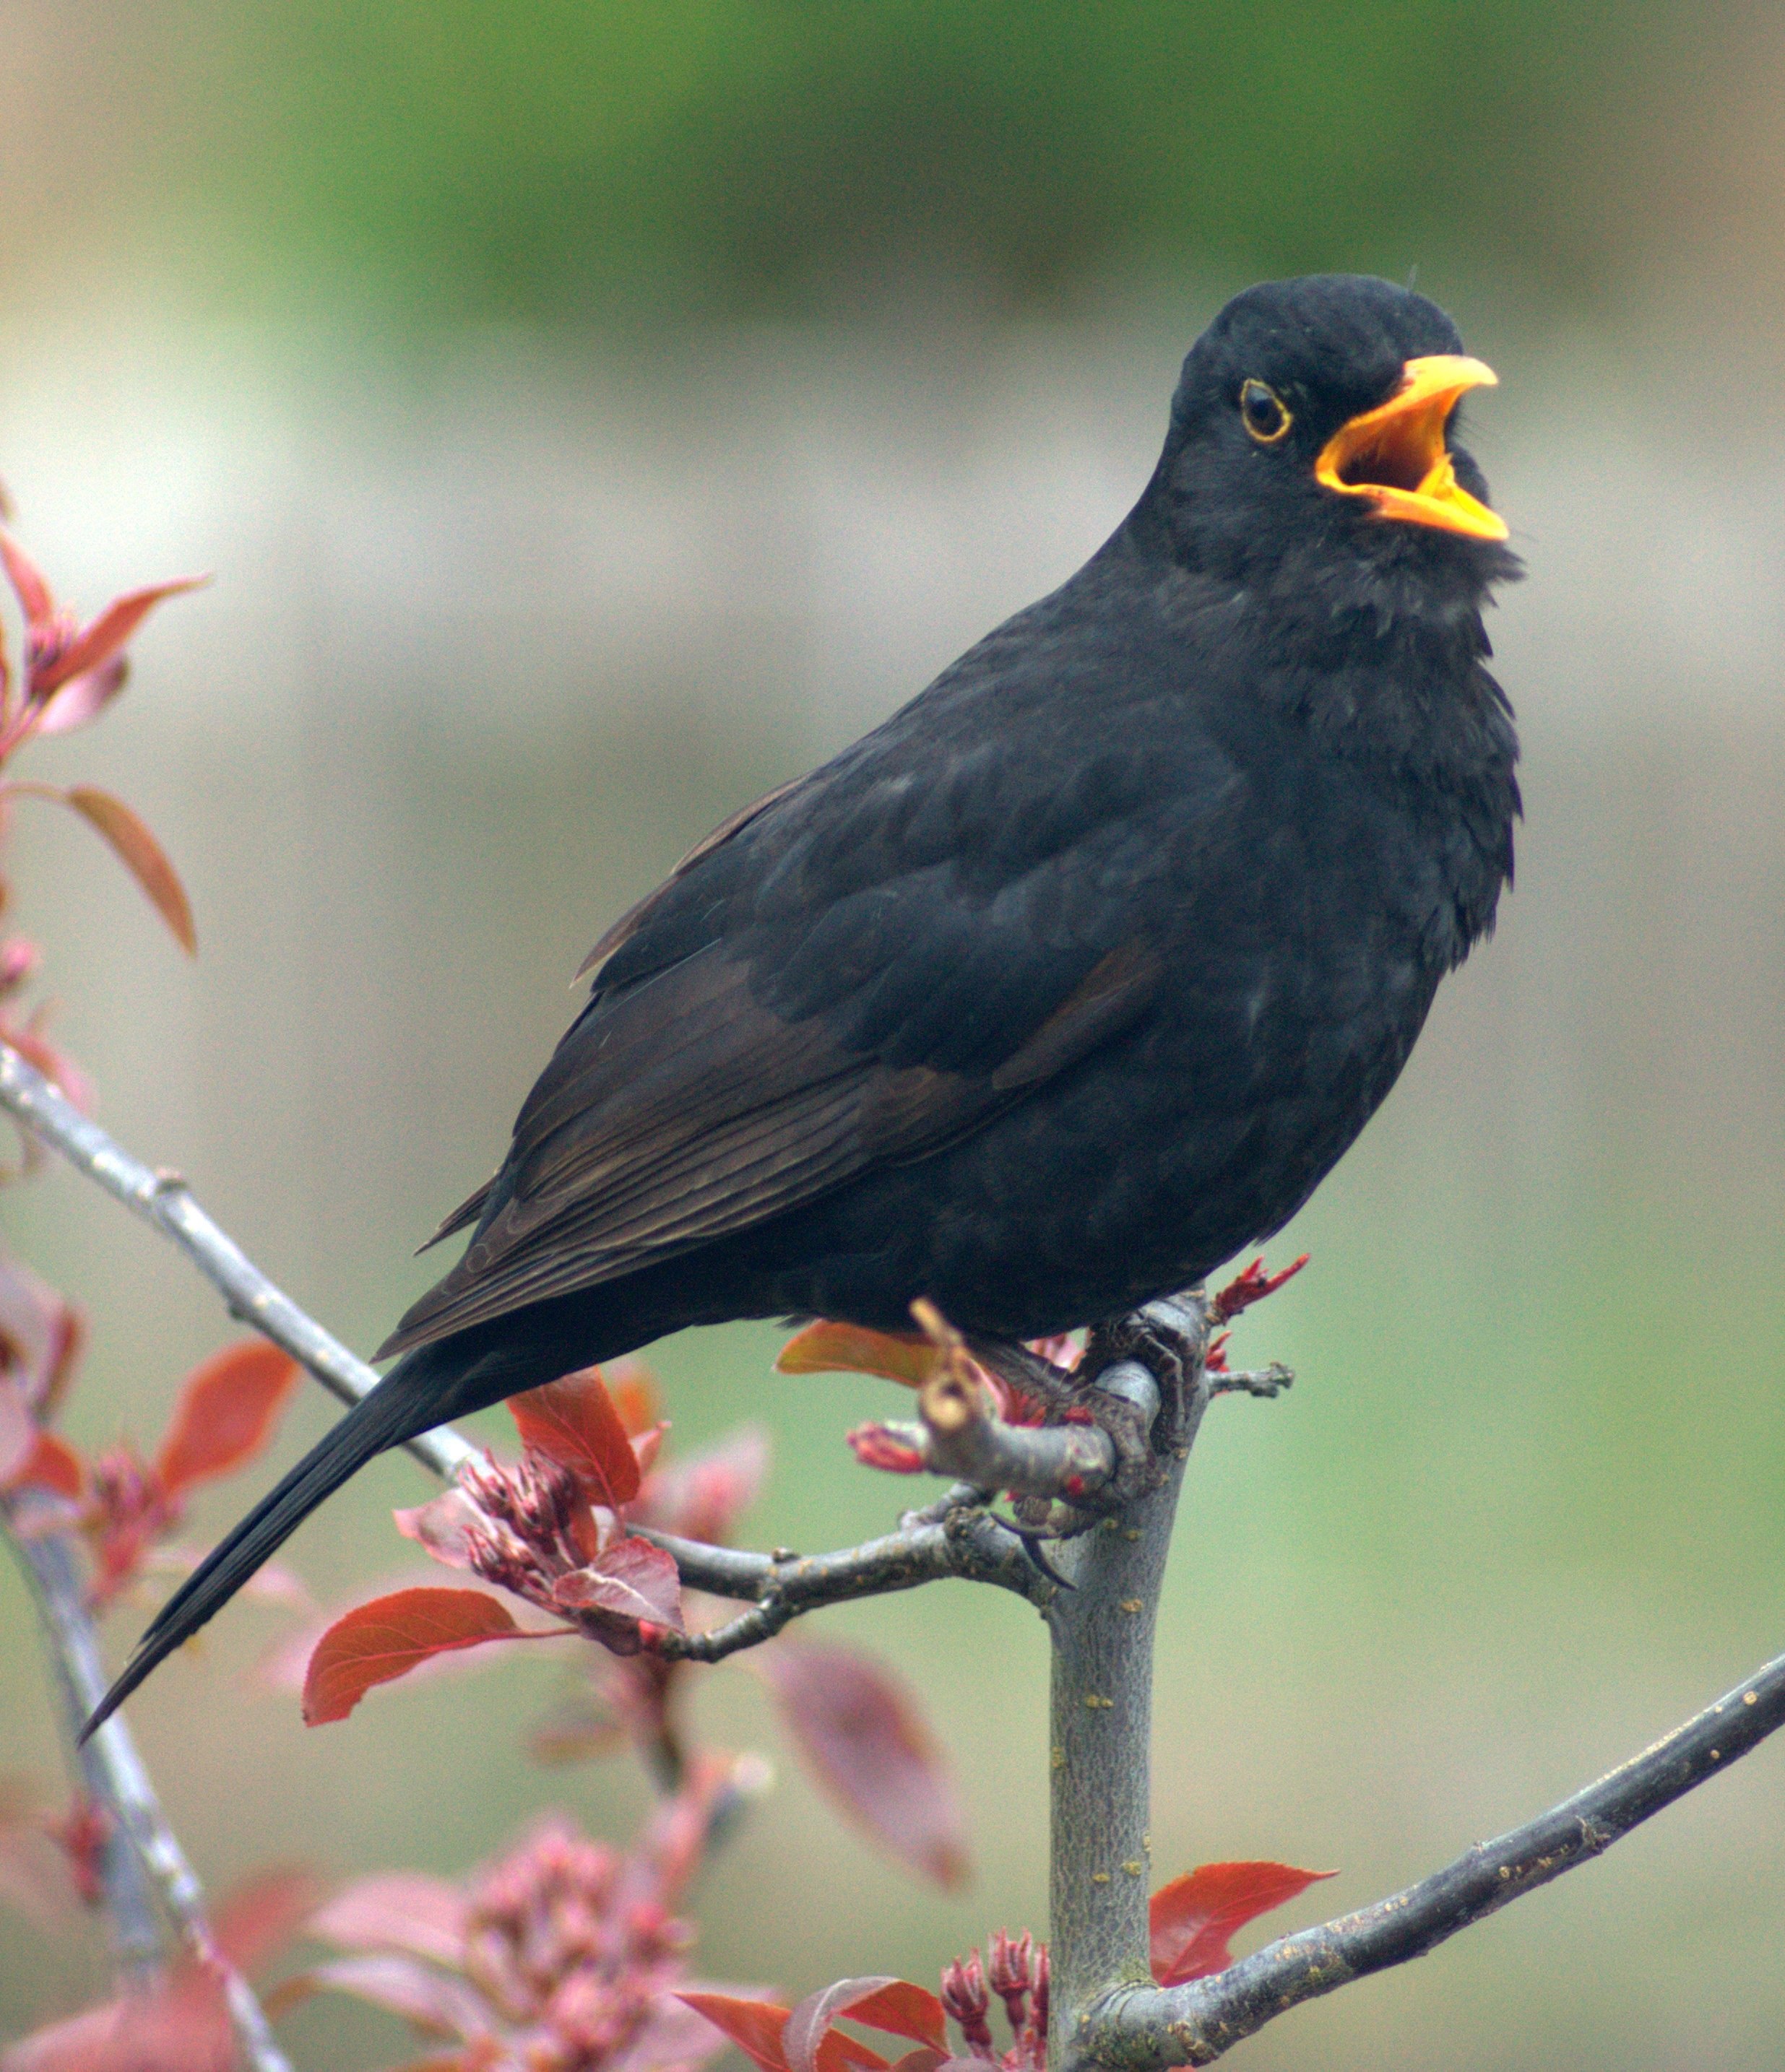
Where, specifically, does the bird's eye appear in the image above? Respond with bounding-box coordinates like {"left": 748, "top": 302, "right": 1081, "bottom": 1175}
{"left": 1239, "top": 378, "right": 1292, "bottom": 446}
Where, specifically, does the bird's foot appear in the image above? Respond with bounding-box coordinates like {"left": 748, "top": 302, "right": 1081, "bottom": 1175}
{"left": 977, "top": 1291, "right": 1211, "bottom": 1538}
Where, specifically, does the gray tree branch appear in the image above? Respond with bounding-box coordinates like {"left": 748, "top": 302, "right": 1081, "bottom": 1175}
{"left": 3, "top": 1503, "right": 294, "bottom": 2072}
{"left": 1082, "top": 1642, "right": 1785, "bottom": 2066}
{"left": 649, "top": 1499, "right": 1056, "bottom": 1663}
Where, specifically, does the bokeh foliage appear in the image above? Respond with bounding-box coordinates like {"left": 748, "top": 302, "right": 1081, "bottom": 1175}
{"left": 176, "top": 0, "right": 1669, "bottom": 320}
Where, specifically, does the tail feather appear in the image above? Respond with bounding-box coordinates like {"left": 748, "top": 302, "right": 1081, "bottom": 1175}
{"left": 81, "top": 1353, "right": 444, "bottom": 1741}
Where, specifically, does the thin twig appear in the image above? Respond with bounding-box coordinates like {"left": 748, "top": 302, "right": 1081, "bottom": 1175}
{"left": 0, "top": 1041, "right": 475, "bottom": 1479}
{"left": 652, "top": 1503, "right": 1055, "bottom": 1664}
{"left": 1086, "top": 1646, "right": 1785, "bottom": 2068}
{"left": 4, "top": 1504, "right": 295, "bottom": 2072}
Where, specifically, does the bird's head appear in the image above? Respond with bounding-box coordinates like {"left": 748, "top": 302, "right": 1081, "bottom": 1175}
{"left": 1147, "top": 274, "right": 1519, "bottom": 609}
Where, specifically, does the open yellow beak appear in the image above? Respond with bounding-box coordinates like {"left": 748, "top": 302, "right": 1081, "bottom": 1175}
{"left": 1315, "top": 355, "right": 1508, "bottom": 541}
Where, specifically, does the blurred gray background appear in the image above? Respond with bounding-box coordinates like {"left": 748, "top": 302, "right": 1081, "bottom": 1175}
{"left": 4, "top": 6, "right": 1785, "bottom": 2068}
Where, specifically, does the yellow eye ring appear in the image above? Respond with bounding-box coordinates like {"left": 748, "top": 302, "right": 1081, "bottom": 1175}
{"left": 1240, "top": 378, "right": 1292, "bottom": 446}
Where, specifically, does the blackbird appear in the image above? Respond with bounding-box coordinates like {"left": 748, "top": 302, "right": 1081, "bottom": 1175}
{"left": 89, "top": 272, "right": 1520, "bottom": 1733}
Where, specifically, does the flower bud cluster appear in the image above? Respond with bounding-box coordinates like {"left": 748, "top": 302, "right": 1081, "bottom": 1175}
{"left": 458, "top": 1454, "right": 589, "bottom": 1614}
{"left": 942, "top": 1933, "right": 1049, "bottom": 2071}
{"left": 462, "top": 1816, "right": 693, "bottom": 2072}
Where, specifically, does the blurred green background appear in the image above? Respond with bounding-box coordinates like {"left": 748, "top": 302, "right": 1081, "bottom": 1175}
{"left": 6, "top": 3, "right": 1785, "bottom": 2066}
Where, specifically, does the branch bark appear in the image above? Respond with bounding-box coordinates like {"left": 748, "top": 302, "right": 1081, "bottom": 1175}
{"left": 650, "top": 1500, "right": 1055, "bottom": 1663}
{"left": 1045, "top": 1300, "right": 1210, "bottom": 2072}
{"left": 4, "top": 1503, "right": 294, "bottom": 2072}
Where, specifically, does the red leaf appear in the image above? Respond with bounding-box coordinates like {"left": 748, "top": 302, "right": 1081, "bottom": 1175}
{"left": 309, "top": 1871, "right": 470, "bottom": 1967}
{"left": 789, "top": 1980, "right": 947, "bottom": 2070}
{"left": 787, "top": 1980, "right": 910, "bottom": 2072}
{"left": 678, "top": 1995, "right": 793, "bottom": 2072}
{"left": 553, "top": 1536, "right": 685, "bottom": 1633}
{"left": 846, "top": 1423, "right": 926, "bottom": 1474}
{"left": 4, "top": 1430, "right": 85, "bottom": 1500}
{"left": 777, "top": 1322, "right": 935, "bottom": 1388}
{"left": 303, "top": 1587, "right": 549, "bottom": 1725}
{"left": 60, "top": 787, "right": 196, "bottom": 953}
{"left": 212, "top": 1865, "right": 322, "bottom": 1976}
{"left": 33, "top": 658, "right": 127, "bottom": 737}
{"left": 33, "top": 576, "right": 207, "bottom": 701}
{"left": 151, "top": 1340, "right": 301, "bottom": 1497}
{"left": 509, "top": 1367, "right": 640, "bottom": 1507}
{"left": 1211, "top": 1254, "right": 1308, "bottom": 1325}
{"left": 1149, "top": 1860, "right": 1335, "bottom": 1985}
{"left": 753, "top": 1642, "right": 968, "bottom": 1889}
{"left": 0, "top": 532, "right": 53, "bottom": 632}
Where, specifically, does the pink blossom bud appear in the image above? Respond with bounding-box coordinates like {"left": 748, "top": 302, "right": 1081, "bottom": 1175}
{"left": 941, "top": 1951, "right": 995, "bottom": 2054}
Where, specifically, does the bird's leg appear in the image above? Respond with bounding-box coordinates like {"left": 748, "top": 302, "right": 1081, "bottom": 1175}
{"left": 970, "top": 1291, "right": 1209, "bottom": 1533}
{"left": 1076, "top": 1290, "right": 1209, "bottom": 1462}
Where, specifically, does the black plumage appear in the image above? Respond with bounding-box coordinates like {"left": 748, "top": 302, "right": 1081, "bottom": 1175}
{"left": 88, "top": 273, "right": 1521, "bottom": 1733}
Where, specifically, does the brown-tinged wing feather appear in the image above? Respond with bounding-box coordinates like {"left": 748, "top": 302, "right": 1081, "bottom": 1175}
{"left": 376, "top": 939, "right": 1159, "bottom": 1359}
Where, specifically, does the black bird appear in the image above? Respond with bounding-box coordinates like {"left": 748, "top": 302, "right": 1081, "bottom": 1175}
{"left": 88, "top": 273, "right": 1520, "bottom": 1733}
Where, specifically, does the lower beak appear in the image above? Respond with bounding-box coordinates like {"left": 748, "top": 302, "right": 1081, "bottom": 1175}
{"left": 1315, "top": 355, "right": 1508, "bottom": 542}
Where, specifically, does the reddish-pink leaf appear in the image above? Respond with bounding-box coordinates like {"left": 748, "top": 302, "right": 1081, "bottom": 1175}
{"left": 553, "top": 1535, "right": 685, "bottom": 1632}
{"left": 639, "top": 1423, "right": 770, "bottom": 1543}
{"left": 0, "top": 1379, "right": 32, "bottom": 1484}
{"left": 309, "top": 1872, "right": 470, "bottom": 1967}
{"left": 678, "top": 1994, "right": 793, "bottom": 2072}
{"left": 0, "top": 1025, "right": 90, "bottom": 1112}
{"left": 776, "top": 1321, "right": 935, "bottom": 1388}
{"left": 4, "top": 1430, "right": 85, "bottom": 1500}
{"left": 61, "top": 787, "right": 196, "bottom": 953}
{"left": 267, "top": 1954, "right": 492, "bottom": 2040}
{"left": 212, "top": 1866, "right": 322, "bottom": 1976}
{"left": 509, "top": 1367, "right": 640, "bottom": 1506}
{"left": 303, "top": 1587, "right": 547, "bottom": 1725}
{"left": 33, "top": 576, "right": 207, "bottom": 700}
{"left": 393, "top": 1485, "right": 485, "bottom": 1571}
{"left": 0, "top": 1966, "right": 233, "bottom": 2072}
{"left": 787, "top": 1978, "right": 946, "bottom": 2072}
{"left": 846, "top": 1423, "right": 926, "bottom": 1474}
{"left": 0, "top": 1256, "right": 82, "bottom": 1416}
{"left": 753, "top": 1642, "right": 969, "bottom": 1889}
{"left": 151, "top": 1340, "right": 301, "bottom": 1497}
{"left": 0, "top": 1823, "right": 81, "bottom": 1934}
{"left": 831, "top": 1985, "right": 948, "bottom": 2053}
{"left": 32, "top": 659, "right": 128, "bottom": 737}
{"left": 0, "top": 532, "right": 53, "bottom": 632}
{"left": 1149, "top": 1860, "right": 1335, "bottom": 1985}
{"left": 615, "top": 1994, "right": 745, "bottom": 2072}
{"left": 606, "top": 1362, "right": 662, "bottom": 1437}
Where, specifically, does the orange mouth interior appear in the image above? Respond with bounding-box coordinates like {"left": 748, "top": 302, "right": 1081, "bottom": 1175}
{"left": 1315, "top": 355, "right": 1508, "bottom": 541}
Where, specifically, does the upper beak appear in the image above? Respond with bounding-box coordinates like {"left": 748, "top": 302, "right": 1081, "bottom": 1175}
{"left": 1315, "top": 355, "right": 1508, "bottom": 542}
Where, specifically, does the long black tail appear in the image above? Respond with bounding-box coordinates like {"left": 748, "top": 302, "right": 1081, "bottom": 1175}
{"left": 81, "top": 1348, "right": 455, "bottom": 1741}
